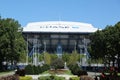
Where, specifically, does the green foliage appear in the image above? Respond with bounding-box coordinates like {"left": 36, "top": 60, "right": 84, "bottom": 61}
{"left": 38, "top": 75, "right": 65, "bottom": 80}
{"left": 62, "top": 52, "right": 70, "bottom": 63}
{"left": 25, "top": 64, "right": 50, "bottom": 75}
{"left": 69, "top": 77, "right": 80, "bottom": 80}
{"left": 33, "top": 65, "right": 39, "bottom": 74}
{"left": 68, "top": 50, "right": 79, "bottom": 65}
{"left": 20, "top": 76, "right": 32, "bottom": 80}
{"left": 41, "top": 64, "right": 50, "bottom": 72}
{"left": 51, "top": 58, "right": 64, "bottom": 70}
{"left": 44, "top": 52, "right": 51, "bottom": 65}
{"left": 50, "top": 53, "right": 58, "bottom": 63}
{"left": 39, "top": 53, "right": 44, "bottom": 61}
{"left": 25, "top": 65, "right": 34, "bottom": 75}
{"left": 68, "top": 63, "right": 87, "bottom": 76}
{"left": 68, "top": 63, "right": 81, "bottom": 75}
{"left": 89, "top": 21, "right": 120, "bottom": 67}
{"left": 19, "top": 51, "right": 26, "bottom": 63}
{"left": 0, "top": 17, "right": 26, "bottom": 71}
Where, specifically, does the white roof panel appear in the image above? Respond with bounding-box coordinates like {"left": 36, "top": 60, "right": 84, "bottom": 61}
{"left": 23, "top": 21, "right": 98, "bottom": 33}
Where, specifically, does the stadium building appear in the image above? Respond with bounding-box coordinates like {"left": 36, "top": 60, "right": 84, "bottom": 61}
{"left": 22, "top": 21, "right": 98, "bottom": 65}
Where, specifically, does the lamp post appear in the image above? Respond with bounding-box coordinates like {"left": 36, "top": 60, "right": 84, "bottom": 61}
{"left": 74, "top": 41, "right": 76, "bottom": 51}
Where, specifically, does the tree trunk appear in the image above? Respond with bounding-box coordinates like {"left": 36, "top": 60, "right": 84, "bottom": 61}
{"left": 118, "top": 54, "right": 120, "bottom": 72}
{"left": 108, "top": 60, "right": 110, "bottom": 67}
{"left": 0, "top": 61, "right": 3, "bottom": 71}
{"left": 112, "top": 58, "right": 115, "bottom": 67}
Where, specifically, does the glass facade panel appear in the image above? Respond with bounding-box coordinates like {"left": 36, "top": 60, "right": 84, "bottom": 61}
{"left": 51, "top": 35, "right": 59, "bottom": 38}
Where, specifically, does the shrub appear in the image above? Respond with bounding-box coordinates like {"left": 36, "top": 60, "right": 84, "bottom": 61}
{"left": 51, "top": 58, "right": 64, "bottom": 70}
{"left": 78, "top": 70, "right": 88, "bottom": 76}
{"left": 68, "top": 63, "right": 88, "bottom": 76}
{"left": 41, "top": 64, "right": 50, "bottom": 72}
{"left": 33, "top": 65, "right": 39, "bottom": 74}
{"left": 69, "top": 77, "right": 80, "bottom": 80}
{"left": 37, "top": 65, "right": 42, "bottom": 73}
{"left": 25, "top": 65, "right": 34, "bottom": 74}
{"left": 68, "top": 63, "right": 81, "bottom": 75}
{"left": 38, "top": 76, "right": 65, "bottom": 80}
{"left": 15, "top": 69, "right": 25, "bottom": 76}
{"left": 20, "top": 76, "right": 32, "bottom": 80}
{"left": 25, "top": 64, "right": 50, "bottom": 75}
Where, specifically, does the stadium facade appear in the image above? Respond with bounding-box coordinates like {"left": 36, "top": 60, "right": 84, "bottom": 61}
{"left": 22, "top": 21, "right": 98, "bottom": 65}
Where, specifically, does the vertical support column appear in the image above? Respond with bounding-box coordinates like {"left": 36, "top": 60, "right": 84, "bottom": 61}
{"left": 44, "top": 41, "right": 46, "bottom": 52}
{"left": 74, "top": 41, "right": 76, "bottom": 51}
{"left": 33, "top": 35, "right": 38, "bottom": 66}
{"left": 83, "top": 37, "right": 87, "bottom": 66}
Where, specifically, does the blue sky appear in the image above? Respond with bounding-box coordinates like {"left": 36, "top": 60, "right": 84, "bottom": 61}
{"left": 0, "top": 0, "right": 120, "bottom": 29}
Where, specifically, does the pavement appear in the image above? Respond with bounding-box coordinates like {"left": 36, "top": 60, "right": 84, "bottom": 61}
{"left": 88, "top": 72, "right": 101, "bottom": 78}
{"left": 0, "top": 71, "right": 15, "bottom": 77}
{"left": 28, "top": 72, "right": 100, "bottom": 80}
{"left": 27, "top": 74, "right": 78, "bottom": 80}
{"left": 0, "top": 71, "right": 101, "bottom": 80}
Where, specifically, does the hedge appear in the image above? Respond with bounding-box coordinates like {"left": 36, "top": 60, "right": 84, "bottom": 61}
{"left": 20, "top": 76, "right": 32, "bottom": 80}
{"left": 25, "top": 64, "right": 50, "bottom": 75}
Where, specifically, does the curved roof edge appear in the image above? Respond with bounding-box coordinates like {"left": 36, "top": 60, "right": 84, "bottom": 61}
{"left": 23, "top": 21, "right": 98, "bottom": 33}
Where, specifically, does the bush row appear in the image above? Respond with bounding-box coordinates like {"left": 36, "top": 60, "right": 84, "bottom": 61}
{"left": 25, "top": 64, "right": 50, "bottom": 75}
{"left": 20, "top": 76, "right": 32, "bottom": 80}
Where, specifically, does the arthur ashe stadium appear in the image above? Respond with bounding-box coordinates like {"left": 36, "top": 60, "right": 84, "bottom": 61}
{"left": 22, "top": 21, "right": 98, "bottom": 59}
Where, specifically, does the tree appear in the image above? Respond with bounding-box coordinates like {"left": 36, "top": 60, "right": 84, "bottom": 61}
{"left": 51, "top": 58, "right": 64, "bottom": 70}
{"left": 89, "top": 21, "right": 120, "bottom": 67}
{"left": 89, "top": 30, "right": 106, "bottom": 60}
{"left": 50, "top": 53, "right": 58, "bottom": 64}
{"left": 113, "top": 22, "right": 120, "bottom": 68}
{"left": 68, "top": 50, "right": 79, "bottom": 65}
{"left": 0, "top": 17, "right": 26, "bottom": 71}
{"left": 39, "top": 53, "right": 44, "bottom": 62}
{"left": 62, "top": 52, "right": 70, "bottom": 64}
{"left": 44, "top": 52, "right": 51, "bottom": 65}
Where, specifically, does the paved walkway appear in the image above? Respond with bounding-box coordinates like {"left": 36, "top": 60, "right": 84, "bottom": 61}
{"left": 27, "top": 74, "right": 77, "bottom": 80}
{"left": 27, "top": 72, "right": 100, "bottom": 80}
{"left": 88, "top": 72, "right": 101, "bottom": 78}
{"left": 0, "top": 71, "right": 14, "bottom": 77}
{"left": 0, "top": 71, "right": 101, "bottom": 80}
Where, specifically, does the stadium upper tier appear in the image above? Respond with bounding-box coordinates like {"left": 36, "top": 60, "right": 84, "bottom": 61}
{"left": 23, "top": 21, "right": 98, "bottom": 33}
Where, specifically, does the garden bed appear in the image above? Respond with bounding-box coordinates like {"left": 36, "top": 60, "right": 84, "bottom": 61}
{"left": 48, "top": 69, "right": 72, "bottom": 75}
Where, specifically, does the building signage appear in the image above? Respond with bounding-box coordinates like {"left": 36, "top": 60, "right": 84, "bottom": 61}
{"left": 40, "top": 25, "right": 69, "bottom": 29}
